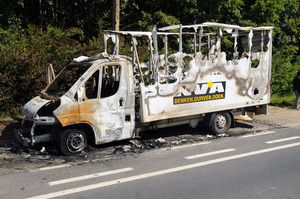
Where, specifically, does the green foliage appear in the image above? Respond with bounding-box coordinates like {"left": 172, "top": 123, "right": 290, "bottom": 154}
{"left": 137, "top": 11, "right": 180, "bottom": 31}
{"left": 270, "top": 93, "right": 295, "bottom": 107}
{"left": 271, "top": 51, "right": 300, "bottom": 95}
{"left": 0, "top": 25, "right": 100, "bottom": 117}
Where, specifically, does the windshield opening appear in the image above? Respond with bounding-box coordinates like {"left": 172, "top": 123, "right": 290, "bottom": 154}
{"left": 45, "top": 63, "right": 92, "bottom": 97}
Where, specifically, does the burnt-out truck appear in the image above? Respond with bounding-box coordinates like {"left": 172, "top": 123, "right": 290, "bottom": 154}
{"left": 15, "top": 22, "right": 273, "bottom": 155}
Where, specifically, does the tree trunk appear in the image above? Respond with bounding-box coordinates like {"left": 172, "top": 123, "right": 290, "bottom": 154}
{"left": 112, "top": 0, "right": 120, "bottom": 31}
{"left": 39, "top": 0, "right": 42, "bottom": 30}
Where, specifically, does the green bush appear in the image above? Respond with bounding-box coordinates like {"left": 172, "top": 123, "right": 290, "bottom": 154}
{"left": 270, "top": 93, "right": 295, "bottom": 107}
{"left": 271, "top": 51, "right": 300, "bottom": 96}
{"left": 0, "top": 25, "right": 103, "bottom": 117}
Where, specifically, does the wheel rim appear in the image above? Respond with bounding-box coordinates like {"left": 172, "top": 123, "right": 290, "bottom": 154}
{"left": 66, "top": 131, "right": 85, "bottom": 152}
{"left": 216, "top": 114, "right": 227, "bottom": 130}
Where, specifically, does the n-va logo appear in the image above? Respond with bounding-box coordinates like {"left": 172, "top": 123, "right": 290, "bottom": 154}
{"left": 173, "top": 81, "right": 226, "bottom": 105}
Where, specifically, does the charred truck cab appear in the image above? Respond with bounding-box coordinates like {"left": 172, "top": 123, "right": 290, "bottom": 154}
{"left": 16, "top": 55, "right": 136, "bottom": 155}
{"left": 15, "top": 23, "right": 273, "bottom": 155}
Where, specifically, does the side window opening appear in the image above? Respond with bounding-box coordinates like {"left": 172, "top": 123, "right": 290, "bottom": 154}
{"left": 200, "top": 35, "right": 209, "bottom": 60}
{"left": 182, "top": 31, "right": 194, "bottom": 55}
{"left": 263, "top": 31, "right": 270, "bottom": 52}
{"left": 252, "top": 31, "right": 263, "bottom": 53}
{"left": 221, "top": 35, "right": 234, "bottom": 61}
{"left": 101, "top": 65, "right": 121, "bottom": 98}
{"left": 85, "top": 70, "right": 100, "bottom": 99}
{"left": 208, "top": 35, "right": 217, "bottom": 60}
{"left": 237, "top": 32, "right": 250, "bottom": 58}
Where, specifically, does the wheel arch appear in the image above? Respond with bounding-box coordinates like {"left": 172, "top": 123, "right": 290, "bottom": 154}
{"left": 61, "top": 123, "right": 97, "bottom": 146}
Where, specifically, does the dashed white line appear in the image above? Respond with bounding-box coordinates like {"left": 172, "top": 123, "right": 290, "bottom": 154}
{"left": 265, "top": 136, "right": 300, "bottom": 144}
{"left": 164, "top": 142, "right": 211, "bottom": 150}
{"left": 240, "top": 131, "right": 276, "bottom": 138}
{"left": 29, "top": 157, "right": 117, "bottom": 173}
{"left": 30, "top": 164, "right": 71, "bottom": 172}
{"left": 26, "top": 142, "right": 300, "bottom": 199}
{"left": 49, "top": 167, "right": 133, "bottom": 186}
{"left": 185, "top": 148, "right": 236, "bottom": 159}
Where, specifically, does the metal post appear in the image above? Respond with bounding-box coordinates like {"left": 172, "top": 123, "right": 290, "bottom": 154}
{"left": 164, "top": 35, "right": 168, "bottom": 76}
{"left": 194, "top": 32, "right": 197, "bottom": 56}
{"left": 199, "top": 27, "right": 203, "bottom": 53}
{"left": 179, "top": 24, "right": 183, "bottom": 53}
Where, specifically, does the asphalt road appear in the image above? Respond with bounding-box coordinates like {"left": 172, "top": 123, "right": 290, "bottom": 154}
{"left": 1, "top": 127, "right": 300, "bottom": 199}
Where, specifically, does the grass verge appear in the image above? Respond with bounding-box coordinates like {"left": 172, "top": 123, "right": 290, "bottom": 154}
{"left": 270, "top": 93, "right": 295, "bottom": 107}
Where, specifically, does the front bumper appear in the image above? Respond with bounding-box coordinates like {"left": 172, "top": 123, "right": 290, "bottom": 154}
{"left": 14, "top": 129, "right": 52, "bottom": 147}
{"left": 15, "top": 116, "right": 56, "bottom": 147}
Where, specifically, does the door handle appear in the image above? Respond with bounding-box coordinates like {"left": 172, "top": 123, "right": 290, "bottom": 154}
{"left": 119, "top": 97, "right": 124, "bottom": 106}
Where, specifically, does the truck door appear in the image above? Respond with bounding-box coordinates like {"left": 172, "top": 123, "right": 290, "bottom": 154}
{"left": 78, "top": 61, "right": 135, "bottom": 144}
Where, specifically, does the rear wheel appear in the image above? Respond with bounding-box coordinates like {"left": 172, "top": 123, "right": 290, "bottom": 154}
{"left": 57, "top": 129, "right": 87, "bottom": 156}
{"left": 210, "top": 112, "right": 232, "bottom": 135}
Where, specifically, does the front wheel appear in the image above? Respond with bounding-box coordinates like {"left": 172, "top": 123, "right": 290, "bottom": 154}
{"left": 210, "top": 112, "right": 232, "bottom": 135}
{"left": 57, "top": 129, "right": 87, "bottom": 156}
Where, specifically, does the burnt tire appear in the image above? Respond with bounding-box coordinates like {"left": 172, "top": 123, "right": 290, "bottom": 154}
{"left": 57, "top": 129, "right": 87, "bottom": 156}
{"left": 210, "top": 112, "right": 232, "bottom": 135}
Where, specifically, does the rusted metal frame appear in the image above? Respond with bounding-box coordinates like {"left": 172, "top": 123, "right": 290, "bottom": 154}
{"left": 132, "top": 37, "right": 145, "bottom": 84}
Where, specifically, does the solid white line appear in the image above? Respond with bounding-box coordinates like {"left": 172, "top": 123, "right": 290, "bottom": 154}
{"left": 265, "top": 136, "right": 300, "bottom": 144}
{"left": 240, "top": 131, "right": 276, "bottom": 138}
{"left": 164, "top": 142, "right": 211, "bottom": 150}
{"left": 30, "top": 164, "right": 72, "bottom": 172}
{"left": 49, "top": 167, "right": 133, "bottom": 186}
{"left": 26, "top": 142, "right": 300, "bottom": 199}
{"left": 185, "top": 148, "right": 236, "bottom": 159}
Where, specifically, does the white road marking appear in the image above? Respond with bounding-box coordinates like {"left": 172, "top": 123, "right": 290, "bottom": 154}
{"left": 185, "top": 148, "right": 236, "bottom": 159}
{"left": 30, "top": 164, "right": 71, "bottom": 172}
{"left": 240, "top": 131, "right": 276, "bottom": 138}
{"left": 164, "top": 142, "right": 211, "bottom": 150}
{"left": 29, "top": 157, "right": 116, "bottom": 173}
{"left": 265, "top": 136, "right": 300, "bottom": 144}
{"left": 26, "top": 142, "right": 300, "bottom": 199}
{"left": 49, "top": 167, "right": 133, "bottom": 186}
